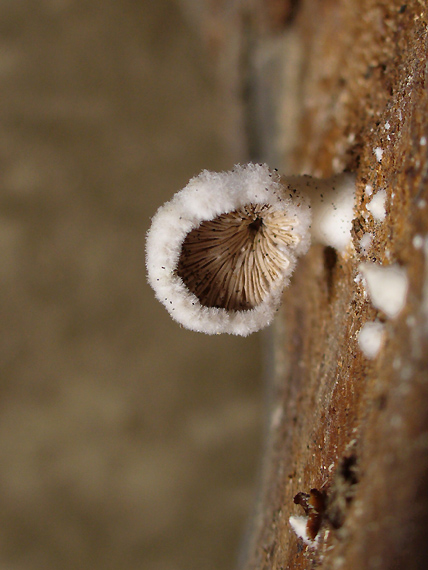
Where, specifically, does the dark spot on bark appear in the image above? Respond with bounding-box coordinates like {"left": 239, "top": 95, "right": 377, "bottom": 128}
{"left": 324, "top": 246, "right": 337, "bottom": 300}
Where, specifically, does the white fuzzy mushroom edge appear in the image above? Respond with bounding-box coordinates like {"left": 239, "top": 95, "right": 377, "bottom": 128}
{"left": 145, "top": 163, "right": 311, "bottom": 336}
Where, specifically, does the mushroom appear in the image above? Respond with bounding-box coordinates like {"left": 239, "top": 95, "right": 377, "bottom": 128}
{"left": 146, "top": 163, "right": 355, "bottom": 336}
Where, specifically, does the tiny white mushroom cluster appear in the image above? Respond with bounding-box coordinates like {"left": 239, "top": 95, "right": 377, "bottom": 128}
{"left": 146, "top": 163, "right": 356, "bottom": 336}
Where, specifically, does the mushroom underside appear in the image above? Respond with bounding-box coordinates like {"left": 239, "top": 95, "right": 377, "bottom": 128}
{"left": 176, "top": 204, "right": 299, "bottom": 311}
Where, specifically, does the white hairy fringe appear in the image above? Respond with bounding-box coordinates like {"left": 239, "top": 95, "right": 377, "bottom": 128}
{"left": 146, "top": 163, "right": 312, "bottom": 335}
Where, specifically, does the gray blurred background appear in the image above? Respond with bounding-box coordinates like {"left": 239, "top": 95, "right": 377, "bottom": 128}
{"left": 0, "top": 1, "right": 263, "bottom": 570}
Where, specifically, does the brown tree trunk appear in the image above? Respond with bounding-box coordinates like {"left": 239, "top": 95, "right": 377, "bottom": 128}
{"left": 237, "top": 1, "right": 428, "bottom": 568}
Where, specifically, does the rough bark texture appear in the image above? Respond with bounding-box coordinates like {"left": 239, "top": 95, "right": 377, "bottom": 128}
{"left": 238, "top": 1, "right": 428, "bottom": 569}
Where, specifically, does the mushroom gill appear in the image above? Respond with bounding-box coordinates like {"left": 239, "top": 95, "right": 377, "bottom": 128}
{"left": 176, "top": 204, "right": 300, "bottom": 311}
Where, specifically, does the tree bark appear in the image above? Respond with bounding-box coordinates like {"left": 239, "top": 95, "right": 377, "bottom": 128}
{"left": 238, "top": 1, "right": 428, "bottom": 569}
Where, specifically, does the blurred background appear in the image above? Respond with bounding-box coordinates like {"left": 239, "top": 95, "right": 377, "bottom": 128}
{"left": 0, "top": 1, "right": 264, "bottom": 570}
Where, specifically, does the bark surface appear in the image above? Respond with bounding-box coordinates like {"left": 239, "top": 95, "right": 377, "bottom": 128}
{"left": 240, "top": 1, "right": 428, "bottom": 569}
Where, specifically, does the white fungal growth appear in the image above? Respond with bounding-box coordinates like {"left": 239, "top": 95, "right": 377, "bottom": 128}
{"left": 289, "top": 172, "right": 356, "bottom": 253}
{"left": 289, "top": 516, "right": 318, "bottom": 547}
{"left": 412, "top": 234, "right": 424, "bottom": 249}
{"left": 374, "top": 147, "right": 384, "bottom": 162}
{"left": 359, "top": 233, "right": 372, "bottom": 255}
{"left": 146, "top": 164, "right": 311, "bottom": 336}
{"left": 358, "top": 321, "right": 385, "bottom": 359}
{"left": 364, "top": 183, "right": 373, "bottom": 197}
{"left": 359, "top": 262, "right": 409, "bottom": 318}
{"left": 366, "top": 190, "right": 387, "bottom": 221}
{"left": 146, "top": 164, "right": 357, "bottom": 335}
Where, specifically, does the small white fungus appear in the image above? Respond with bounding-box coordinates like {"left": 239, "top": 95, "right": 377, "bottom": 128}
{"left": 374, "top": 147, "right": 384, "bottom": 162}
{"left": 413, "top": 234, "right": 424, "bottom": 249}
{"left": 358, "top": 321, "right": 385, "bottom": 359}
{"left": 146, "top": 164, "right": 357, "bottom": 335}
{"left": 364, "top": 183, "right": 373, "bottom": 197}
{"left": 146, "top": 164, "right": 311, "bottom": 336}
{"left": 359, "top": 262, "right": 409, "bottom": 318}
{"left": 298, "top": 172, "right": 356, "bottom": 252}
{"left": 420, "top": 136, "right": 427, "bottom": 146}
{"left": 289, "top": 515, "right": 317, "bottom": 547}
{"left": 366, "top": 189, "right": 387, "bottom": 222}
{"left": 359, "top": 233, "right": 372, "bottom": 255}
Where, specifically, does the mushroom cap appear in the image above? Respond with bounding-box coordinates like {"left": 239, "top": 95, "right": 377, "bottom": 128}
{"left": 146, "top": 163, "right": 311, "bottom": 335}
